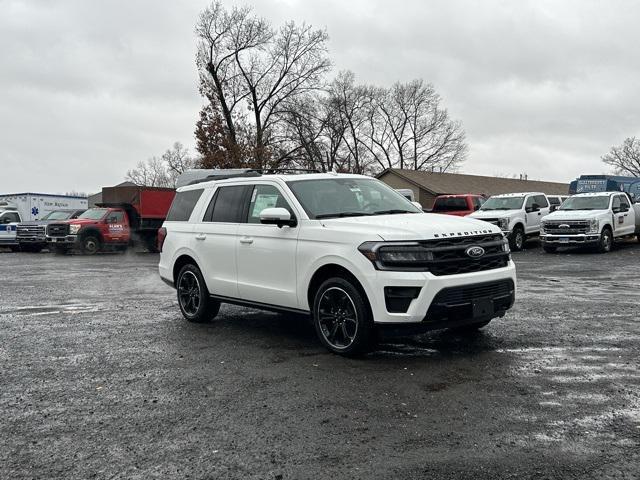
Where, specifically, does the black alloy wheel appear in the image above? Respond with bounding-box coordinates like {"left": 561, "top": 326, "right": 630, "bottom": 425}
{"left": 313, "top": 277, "right": 374, "bottom": 356}
{"left": 176, "top": 264, "right": 220, "bottom": 323}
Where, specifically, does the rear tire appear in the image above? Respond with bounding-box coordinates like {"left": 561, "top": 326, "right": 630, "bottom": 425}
{"left": 81, "top": 235, "right": 101, "bottom": 255}
{"left": 597, "top": 227, "right": 613, "bottom": 253}
{"left": 176, "top": 264, "right": 220, "bottom": 323}
{"left": 312, "top": 277, "right": 375, "bottom": 356}
{"left": 509, "top": 226, "right": 525, "bottom": 251}
{"left": 543, "top": 245, "right": 557, "bottom": 253}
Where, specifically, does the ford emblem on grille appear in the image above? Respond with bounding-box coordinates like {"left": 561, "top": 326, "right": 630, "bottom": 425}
{"left": 559, "top": 224, "right": 570, "bottom": 229}
{"left": 465, "top": 246, "right": 485, "bottom": 258}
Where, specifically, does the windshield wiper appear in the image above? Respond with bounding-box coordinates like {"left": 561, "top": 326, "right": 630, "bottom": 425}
{"left": 372, "top": 209, "right": 416, "bottom": 215}
{"left": 315, "top": 212, "right": 373, "bottom": 219}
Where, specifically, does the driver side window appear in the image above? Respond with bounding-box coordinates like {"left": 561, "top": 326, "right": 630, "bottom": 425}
{"left": 612, "top": 196, "right": 621, "bottom": 210}
{"left": 525, "top": 196, "right": 535, "bottom": 209}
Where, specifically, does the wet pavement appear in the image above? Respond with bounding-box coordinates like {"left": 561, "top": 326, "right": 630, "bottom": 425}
{"left": 1, "top": 243, "right": 639, "bottom": 479}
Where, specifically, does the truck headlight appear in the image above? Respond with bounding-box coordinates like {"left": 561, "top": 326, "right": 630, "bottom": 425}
{"left": 69, "top": 224, "right": 80, "bottom": 235}
{"left": 358, "top": 242, "right": 433, "bottom": 270}
{"left": 498, "top": 218, "right": 509, "bottom": 231}
{"left": 588, "top": 219, "right": 599, "bottom": 233}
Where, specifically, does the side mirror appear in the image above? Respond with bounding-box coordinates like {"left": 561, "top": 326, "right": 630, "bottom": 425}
{"left": 411, "top": 201, "right": 423, "bottom": 211}
{"left": 259, "top": 207, "right": 296, "bottom": 228}
{"left": 550, "top": 205, "right": 558, "bottom": 212}
{"left": 474, "top": 204, "right": 480, "bottom": 211}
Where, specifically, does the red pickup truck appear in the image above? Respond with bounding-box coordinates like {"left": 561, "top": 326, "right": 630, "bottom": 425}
{"left": 430, "top": 194, "right": 486, "bottom": 217}
{"left": 46, "top": 186, "right": 175, "bottom": 254}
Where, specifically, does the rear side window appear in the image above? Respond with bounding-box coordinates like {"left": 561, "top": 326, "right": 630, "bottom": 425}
{"left": 203, "top": 185, "right": 250, "bottom": 223}
{"left": 166, "top": 189, "right": 204, "bottom": 222}
{"left": 548, "top": 197, "right": 560, "bottom": 206}
{"left": 534, "top": 195, "right": 549, "bottom": 208}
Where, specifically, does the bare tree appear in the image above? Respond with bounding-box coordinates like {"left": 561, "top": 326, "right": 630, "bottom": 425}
{"left": 126, "top": 157, "right": 171, "bottom": 187}
{"left": 602, "top": 137, "right": 640, "bottom": 177}
{"left": 196, "top": 2, "right": 331, "bottom": 167}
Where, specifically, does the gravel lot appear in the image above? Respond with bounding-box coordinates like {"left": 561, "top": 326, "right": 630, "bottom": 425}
{"left": 1, "top": 243, "right": 639, "bottom": 479}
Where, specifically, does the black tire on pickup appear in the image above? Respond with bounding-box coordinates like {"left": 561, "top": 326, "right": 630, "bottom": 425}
{"left": 81, "top": 235, "right": 101, "bottom": 255}
{"left": 543, "top": 245, "right": 557, "bottom": 253}
{"left": 509, "top": 225, "right": 525, "bottom": 252}
{"left": 312, "top": 277, "right": 375, "bottom": 356}
{"left": 596, "top": 227, "right": 613, "bottom": 253}
{"left": 176, "top": 263, "right": 220, "bottom": 323}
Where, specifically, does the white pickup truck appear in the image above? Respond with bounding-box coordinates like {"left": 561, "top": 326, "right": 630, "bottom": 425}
{"left": 540, "top": 192, "right": 640, "bottom": 253}
{"left": 468, "top": 192, "right": 551, "bottom": 251}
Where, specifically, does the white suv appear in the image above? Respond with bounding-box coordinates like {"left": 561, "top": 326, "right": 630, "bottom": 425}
{"left": 158, "top": 172, "right": 517, "bottom": 355}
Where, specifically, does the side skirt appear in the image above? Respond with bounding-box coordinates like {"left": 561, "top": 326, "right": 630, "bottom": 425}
{"left": 210, "top": 294, "right": 311, "bottom": 317}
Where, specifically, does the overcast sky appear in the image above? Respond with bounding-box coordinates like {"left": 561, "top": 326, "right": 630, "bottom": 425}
{"left": 1, "top": 0, "right": 639, "bottom": 194}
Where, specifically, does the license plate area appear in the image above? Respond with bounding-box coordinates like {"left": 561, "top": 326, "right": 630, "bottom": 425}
{"left": 559, "top": 237, "right": 570, "bottom": 243}
{"left": 472, "top": 298, "right": 494, "bottom": 318}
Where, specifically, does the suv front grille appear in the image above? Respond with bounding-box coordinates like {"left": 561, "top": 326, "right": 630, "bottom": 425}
{"left": 47, "top": 223, "right": 70, "bottom": 237}
{"left": 543, "top": 220, "right": 589, "bottom": 235}
{"left": 425, "top": 279, "right": 515, "bottom": 322}
{"left": 420, "top": 234, "right": 510, "bottom": 276}
{"left": 17, "top": 225, "right": 45, "bottom": 238}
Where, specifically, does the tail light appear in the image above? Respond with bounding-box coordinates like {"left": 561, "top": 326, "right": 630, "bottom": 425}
{"left": 157, "top": 227, "right": 167, "bottom": 253}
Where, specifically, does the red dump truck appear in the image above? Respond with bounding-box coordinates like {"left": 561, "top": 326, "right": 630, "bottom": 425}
{"left": 46, "top": 185, "right": 175, "bottom": 254}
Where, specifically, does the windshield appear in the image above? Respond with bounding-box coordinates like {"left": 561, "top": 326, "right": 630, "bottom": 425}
{"left": 287, "top": 178, "right": 421, "bottom": 219}
{"left": 560, "top": 196, "right": 610, "bottom": 211}
{"left": 432, "top": 197, "right": 469, "bottom": 212}
{"left": 78, "top": 208, "right": 108, "bottom": 220}
{"left": 480, "top": 196, "right": 525, "bottom": 211}
{"left": 42, "top": 211, "right": 73, "bottom": 220}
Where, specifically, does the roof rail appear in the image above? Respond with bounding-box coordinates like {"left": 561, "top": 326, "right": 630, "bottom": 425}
{"left": 187, "top": 170, "right": 262, "bottom": 186}
{"left": 256, "top": 168, "right": 321, "bottom": 174}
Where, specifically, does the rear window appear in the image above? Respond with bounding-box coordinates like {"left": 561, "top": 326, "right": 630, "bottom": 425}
{"left": 432, "top": 197, "right": 469, "bottom": 212}
{"left": 166, "top": 189, "right": 204, "bottom": 222}
{"left": 203, "top": 185, "right": 250, "bottom": 223}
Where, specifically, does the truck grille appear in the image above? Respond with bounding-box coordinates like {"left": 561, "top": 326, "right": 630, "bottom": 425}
{"left": 419, "top": 234, "right": 510, "bottom": 276}
{"left": 17, "top": 225, "right": 45, "bottom": 238}
{"left": 47, "top": 223, "right": 70, "bottom": 237}
{"left": 543, "top": 220, "right": 589, "bottom": 235}
{"left": 477, "top": 218, "right": 500, "bottom": 226}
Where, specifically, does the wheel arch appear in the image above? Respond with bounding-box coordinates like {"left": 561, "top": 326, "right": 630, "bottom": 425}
{"left": 306, "top": 263, "right": 371, "bottom": 315}
{"left": 79, "top": 227, "right": 103, "bottom": 242}
{"left": 172, "top": 254, "right": 200, "bottom": 285}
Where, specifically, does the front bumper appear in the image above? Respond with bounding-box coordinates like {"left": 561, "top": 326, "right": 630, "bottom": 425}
{"left": 46, "top": 235, "right": 78, "bottom": 245}
{"left": 0, "top": 238, "right": 18, "bottom": 246}
{"left": 17, "top": 236, "right": 47, "bottom": 244}
{"left": 363, "top": 260, "right": 517, "bottom": 325}
{"left": 540, "top": 234, "right": 599, "bottom": 245}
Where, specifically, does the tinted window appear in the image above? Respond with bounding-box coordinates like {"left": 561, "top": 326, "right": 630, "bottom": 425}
{"left": 432, "top": 197, "right": 469, "bottom": 212}
{"left": 548, "top": 197, "right": 560, "bottom": 206}
{"left": 79, "top": 208, "right": 108, "bottom": 220}
{"left": 2, "top": 212, "right": 20, "bottom": 223}
{"left": 108, "top": 211, "right": 125, "bottom": 223}
{"left": 166, "top": 189, "right": 203, "bottom": 222}
{"left": 247, "top": 185, "right": 294, "bottom": 223}
{"left": 620, "top": 196, "right": 630, "bottom": 209}
{"left": 534, "top": 195, "right": 549, "bottom": 208}
{"left": 204, "top": 186, "right": 248, "bottom": 223}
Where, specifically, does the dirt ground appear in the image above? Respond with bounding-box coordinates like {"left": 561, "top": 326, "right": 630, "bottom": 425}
{"left": 1, "top": 243, "right": 639, "bottom": 479}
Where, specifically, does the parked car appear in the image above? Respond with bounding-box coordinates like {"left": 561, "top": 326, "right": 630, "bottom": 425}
{"left": 46, "top": 185, "right": 175, "bottom": 254}
{"left": 158, "top": 172, "right": 516, "bottom": 355}
{"left": 547, "top": 195, "right": 569, "bottom": 212}
{"left": 431, "top": 194, "right": 485, "bottom": 217}
{"left": 0, "top": 202, "right": 22, "bottom": 252}
{"left": 468, "top": 192, "right": 550, "bottom": 251}
{"left": 540, "top": 191, "right": 640, "bottom": 253}
{"left": 16, "top": 209, "right": 85, "bottom": 252}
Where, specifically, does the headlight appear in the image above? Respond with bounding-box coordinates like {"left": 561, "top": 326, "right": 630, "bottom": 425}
{"left": 359, "top": 242, "right": 433, "bottom": 270}
{"left": 69, "top": 224, "right": 80, "bottom": 235}
{"left": 498, "top": 218, "right": 509, "bottom": 230}
{"left": 588, "top": 219, "right": 599, "bottom": 233}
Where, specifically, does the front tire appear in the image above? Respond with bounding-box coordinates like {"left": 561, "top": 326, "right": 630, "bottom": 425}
{"left": 597, "top": 227, "right": 613, "bottom": 253}
{"left": 176, "top": 264, "right": 220, "bottom": 323}
{"left": 509, "top": 226, "right": 525, "bottom": 251}
{"left": 312, "top": 277, "right": 375, "bottom": 356}
{"left": 81, "top": 235, "right": 101, "bottom": 255}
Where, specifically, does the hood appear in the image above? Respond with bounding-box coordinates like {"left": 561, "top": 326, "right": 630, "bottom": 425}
{"left": 543, "top": 210, "right": 606, "bottom": 221}
{"left": 20, "top": 220, "right": 57, "bottom": 226}
{"left": 469, "top": 209, "right": 519, "bottom": 219}
{"left": 320, "top": 213, "right": 502, "bottom": 241}
{"left": 64, "top": 218, "right": 102, "bottom": 226}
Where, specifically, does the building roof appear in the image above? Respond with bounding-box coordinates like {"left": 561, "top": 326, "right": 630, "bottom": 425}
{"left": 377, "top": 169, "right": 570, "bottom": 196}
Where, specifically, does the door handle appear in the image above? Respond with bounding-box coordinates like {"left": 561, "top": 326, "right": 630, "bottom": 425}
{"left": 239, "top": 237, "right": 254, "bottom": 245}
{"left": 195, "top": 233, "right": 206, "bottom": 241}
